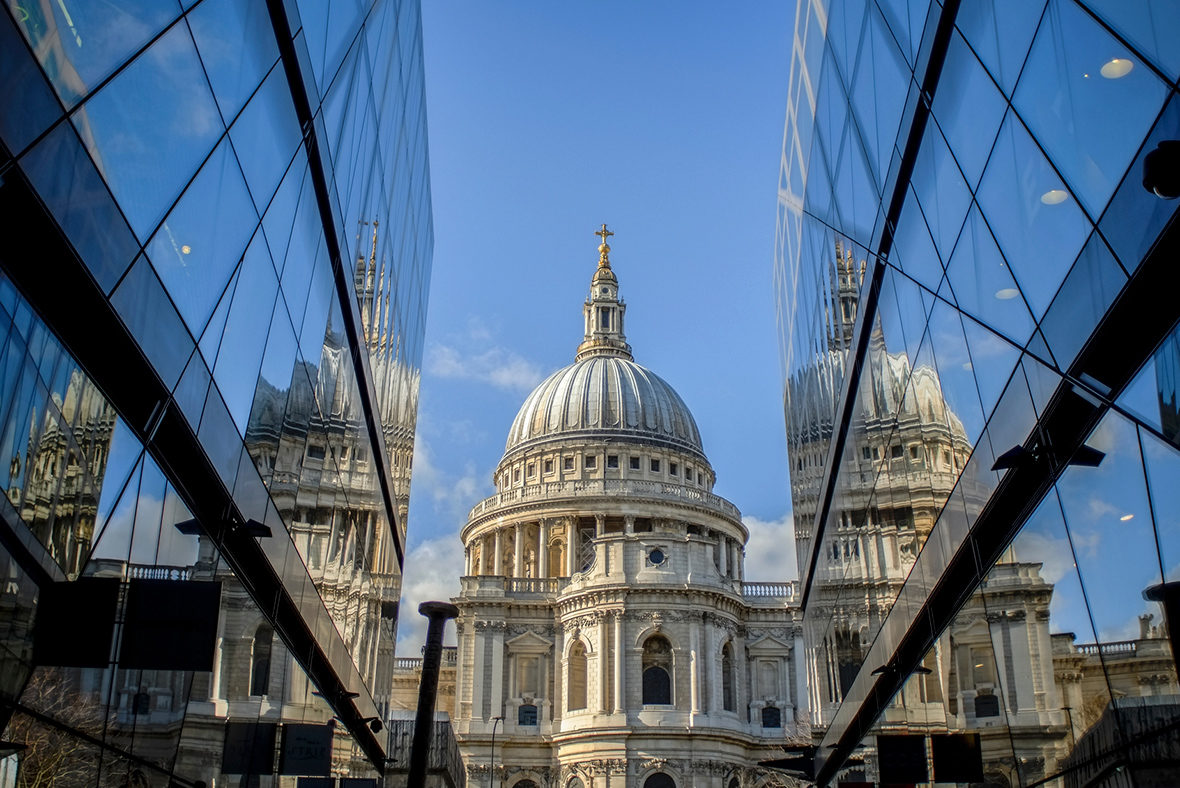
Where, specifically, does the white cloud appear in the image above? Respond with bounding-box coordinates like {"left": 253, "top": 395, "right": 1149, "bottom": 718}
{"left": 743, "top": 513, "right": 799, "bottom": 582}
{"left": 410, "top": 435, "right": 491, "bottom": 522}
{"left": 426, "top": 344, "right": 546, "bottom": 392}
{"left": 397, "top": 534, "right": 465, "bottom": 651}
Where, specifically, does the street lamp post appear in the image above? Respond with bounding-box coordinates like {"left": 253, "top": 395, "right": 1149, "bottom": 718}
{"left": 489, "top": 715, "right": 505, "bottom": 788}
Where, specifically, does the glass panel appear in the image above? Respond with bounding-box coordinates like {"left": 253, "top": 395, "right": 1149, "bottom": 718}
{"left": 1039, "top": 232, "right": 1127, "bottom": 371}
{"left": 1141, "top": 426, "right": 1180, "bottom": 583}
{"left": 229, "top": 64, "right": 302, "bottom": 213}
{"left": 890, "top": 190, "right": 945, "bottom": 292}
{"left": 944, "top": 205, "right": 1036, "bottom": 346}
{"left": 145, "top": 137, "right": 257, "bottom": 335}
{"left": 1057, "top": 410, "right": 1162, "bottom": 643}
{"left": 211, "top": 233, "right": 279, "bottom": 433}
{"left": 0, "top": 10, "right": 62, "bottom": 153}
{"left": 186, "top": 0, "right": 280, "bottom": 123}
{"left": 932, "top": 32, "right": 1006, "bottom": 193}
{"left": 109, "top": 256, "right": 194, "bottom": 390}
{"left": 1082, "top": 0, "right": 1180, "bottom": 81}
{"left": 7, "top": 0, "right": 182, "bottom": 109}
{"left": 75, "top": 21, "right": 223, "bottom": 240}
{"left": 975, "top": 112, "right": 1091, "bottom": 321}
{"left": 19, "top": 121, "right": 140, "bottom": 294}
{"left": 955, "top": 0, "right": 1047, "bottom": 96}
{"left": 1013, "top": 0, "right": 1169, "bottom": 219}
{"left": 1098, "top": 94, "right": 1180, "bottom": 274}
{"left": 848, "top": 1, "right": 911, "bottom": 189}
{"left": 911, "top": 121, "right": 972, "bottom": 261}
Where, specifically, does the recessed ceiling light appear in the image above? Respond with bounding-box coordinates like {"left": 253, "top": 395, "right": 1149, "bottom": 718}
{"left": 995, "top": 288, "right": 1019, "bottom": 300}
{"left": 1120, "top": 514, "right": 1134, "bottom": 521}
{"left": 1101, "top": 58, "right": 1133, "bottom": 79}
{"left": 181, "top": 245, "right": 192, "bottom": 254}
{"left": 1041, "top": 190, "right": 1068, "bottom": 205}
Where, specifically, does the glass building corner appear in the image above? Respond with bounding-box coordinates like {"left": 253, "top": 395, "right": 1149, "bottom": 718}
{"left": 776, "top": 0, "right": 1180, "bottom": 785}
{"left": 0, "top": 0, "right": 433, "bottom": 783}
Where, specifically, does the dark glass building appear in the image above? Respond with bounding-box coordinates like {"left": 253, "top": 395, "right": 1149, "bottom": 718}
{"left": 0, "top": 0, "right": 432, "bottom": 783}
{"left": 776, "top": 0, "right": 1180, "bottom": 785}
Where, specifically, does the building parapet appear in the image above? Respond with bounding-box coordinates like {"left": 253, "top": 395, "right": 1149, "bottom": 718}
{"left": 393, "top": 647, "right": 458, "bottom": 673}
{"left": 467, "top": 478, "right": 740, "bottom": 524}
{"left": 740, "top": 581, "right": 798, "bottom": 602}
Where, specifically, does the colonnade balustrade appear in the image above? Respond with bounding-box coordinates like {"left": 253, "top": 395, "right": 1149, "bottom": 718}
{"left": 463, "top": 516, "right": 746, "bottom": 582}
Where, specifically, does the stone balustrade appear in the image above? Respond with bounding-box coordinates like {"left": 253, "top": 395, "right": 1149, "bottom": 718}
{"left": 393, "top": 646, "right": 459, "bottom": 672}
{"left": 468, "top": 478, "right": 741, "bottom": 523}
{"left": 740, "top": 581, "right": 798, "bottom": 600}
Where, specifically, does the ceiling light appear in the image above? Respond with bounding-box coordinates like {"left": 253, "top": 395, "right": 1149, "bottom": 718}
{"left": 995, "top": 288, "right": 1019, "bottom": 300}
{"left": 1100, "top": 58, "right": 1133, "bottom": 79}
{"left": 1041, "top": 189, "right": 1068, "bottom": 205}
{"left": 1120, "top": 514, "right": 1134, "bottom": 521}
{"left": 181, "top": 245, "right": 192, "bottom": 254}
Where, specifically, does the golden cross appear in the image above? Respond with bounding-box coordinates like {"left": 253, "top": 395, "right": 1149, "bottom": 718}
{"left": 595, "top": 224, "right": 614, "bottom": 244}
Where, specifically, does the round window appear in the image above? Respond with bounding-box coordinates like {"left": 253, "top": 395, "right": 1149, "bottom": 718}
{"left": 649, "top": 549, "right": 666, "bottom": 565}
{"left": 601, "top": 287, "right": 609, "bottom": 294}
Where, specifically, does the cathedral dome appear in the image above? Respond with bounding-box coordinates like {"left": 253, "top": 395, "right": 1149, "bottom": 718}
{"left": 504, "top": 355, "right": 704, "bottom": 456}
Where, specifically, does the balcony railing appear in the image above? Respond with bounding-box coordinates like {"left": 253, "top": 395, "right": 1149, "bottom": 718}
{"left": 1077, "top": 640, "right": 1137, "bottom": 656}
{"left": 469, "top": 478, "right": 740, "bottom": 521}
{"left": 129, "top": 565, "right": 192, "bottom": 581}
{"left": 506, "top": 577, "right": 566, "bottom": 594}
{"left": 393, "top": 646, "right": 459, "bottom": 672}
{"left": 740, "top": 581, "right": 798, "bottom": 601}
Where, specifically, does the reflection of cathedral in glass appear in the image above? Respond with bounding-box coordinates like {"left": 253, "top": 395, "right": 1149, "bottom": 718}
{"left": 0, "top": 0, "right": 434, "bottom": 781}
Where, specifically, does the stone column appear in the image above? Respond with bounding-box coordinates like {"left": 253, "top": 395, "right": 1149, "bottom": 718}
{"left": 566, "top": 518, "right": 578, "bottom": 576}
{"left": 613, "top": 612, "right": 624, "bottom": 713}
{"left": 735, "top": 630, "right": 748, "bottom": 722}
{"left": 539, "top": 520, "right": 550, "bottom": 578}
{"left": 493, "top": 529, "right": 503, "bottom": 576}
{"left": 690, "top": 619, "right": 701, "bottom": 714}
{"left": 514, "top": 521, "right": 525, "bottom": 578}
{"left": 735, "top": 544, "right": 743, "bottom": 581}
{"left": 490, "top": 624, "right": 505, "bottom": 719}
{"left": 624, "top": 515, "right": 635, "bottom": 535}
{"left": 718, "top": 537, "right": 728, "bottom": 577}
{"left": 599, "top": 615, "right": 610, "bottom": 712}
{"left": 595, "top": 513, "right": 605, "bottom": 537}
{"left": 472, "top": 625, "right": 486, "bottom": 721}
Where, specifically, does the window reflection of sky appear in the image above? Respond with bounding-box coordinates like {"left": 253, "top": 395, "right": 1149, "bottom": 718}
{"left": 75, "top": 20, "right": 222, "bottom": 240}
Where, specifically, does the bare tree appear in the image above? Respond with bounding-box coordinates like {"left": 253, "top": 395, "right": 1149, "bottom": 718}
{"left": 9, "top": 669, "right": 103, "bottom": 788}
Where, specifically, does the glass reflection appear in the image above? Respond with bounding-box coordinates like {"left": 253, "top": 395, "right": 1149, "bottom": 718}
{"left": 8, "top": 0, "right": 182, "bottom": 109}
{"left": 1013, "top": 0, "right": 1169, "bottom": 219}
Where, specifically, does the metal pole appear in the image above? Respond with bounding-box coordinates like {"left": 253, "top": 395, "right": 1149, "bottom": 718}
{"left": 406, "top": 601, "right": 459, "bottom": 788}
{"left": 490, "top": 716, "right": 504, "bottom": 788}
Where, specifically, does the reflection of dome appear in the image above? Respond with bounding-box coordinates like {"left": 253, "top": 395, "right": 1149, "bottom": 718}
{"left": 505, "top": 356, "right": 704, "bottom": 457}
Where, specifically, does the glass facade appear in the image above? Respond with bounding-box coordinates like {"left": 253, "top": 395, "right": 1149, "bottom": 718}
{"left": 0, "top": 0, "right": 432, "bottom": 783}
{"left": 777, "top": 0, "right": 1180, "bottom": 785}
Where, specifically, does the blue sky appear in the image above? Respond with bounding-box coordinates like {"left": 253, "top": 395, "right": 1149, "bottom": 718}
{"left": 396, "top": 2, "right": 800, "bottom": 648}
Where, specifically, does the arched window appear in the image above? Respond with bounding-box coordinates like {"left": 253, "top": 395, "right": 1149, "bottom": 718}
{"left": 251, "top": 624, "right": 273, "bottom": 696}
{"left": 721, "top": 642, "right": 735, "bottom": 712}
{"left": 644, "top": 774, "right": 676, "bottom": 788}
{"left": 642, "top": 635, "right": 672, "bottom": 705}
{"left": 515, "top": 781, "right": 538, "bottom": 788}
{"left": 568, "top": 641, "right": 587, "bottom": 711}
{"left": 567, "top": 779, "right": 585, "bottom": 788}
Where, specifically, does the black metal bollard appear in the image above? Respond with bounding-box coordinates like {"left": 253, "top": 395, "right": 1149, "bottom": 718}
{"left": 406, "top": 601, "right": 460, "bottom": 788}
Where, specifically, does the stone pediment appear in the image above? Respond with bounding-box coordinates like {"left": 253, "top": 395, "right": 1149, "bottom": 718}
{"left": 746, "top": 633, "right": 792, "bottom": 653}
{"left": 506, "top": 629, "right": 554, "bottom": 653}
